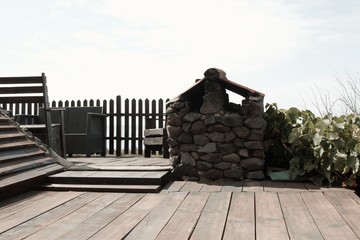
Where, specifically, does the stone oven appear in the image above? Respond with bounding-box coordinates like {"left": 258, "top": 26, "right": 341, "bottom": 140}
{"left": 166, "top": 68, "right": 266, "bottom": 181}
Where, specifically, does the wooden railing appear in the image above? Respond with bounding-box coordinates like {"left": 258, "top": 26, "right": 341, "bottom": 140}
{"left": 3, "top": 95, "right": 169, "bottom": 156}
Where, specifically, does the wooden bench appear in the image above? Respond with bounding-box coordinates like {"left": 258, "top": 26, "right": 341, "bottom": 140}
{"left": 144, "top": 118, "right": 169, "bottom": 158}
{"left": 0, "top": 73, "right": 66, "bottom": 158}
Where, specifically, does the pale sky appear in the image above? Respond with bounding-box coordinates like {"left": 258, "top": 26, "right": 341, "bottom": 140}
{"left": 1, "top": 0, "right": 360, "bottom": 114}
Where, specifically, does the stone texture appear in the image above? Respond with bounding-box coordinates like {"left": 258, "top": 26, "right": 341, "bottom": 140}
{"left": 177, "top": 132, "right": 193, "bottom": 144}
{"left": 233, "top": 138, "right": 244, "bottom": 148}
{"left": 225, "top": 131, "right": 236, "bottom": 142}
{"left": 216, "top": 114, "right": 243, "bottom": 127}
{"left": 251, "top": 149, "right": 265, "bottom": 158}
{"left": 167, "top": 126, "right": 183, "bottom": 138}
{"left": 181, "top": 152, "right": 196, "bottom": 166}
{"left": 197, "top": 161, "right": 213, "bottom": 170}
{"left": 167, "top": 114, "right": 183, "bottom": 126}
{"left": 200, "top": 153, "right": 223, "bottom": 164}
{"left": 170, "top": 156, "right": 180, "bottom": 167}
{"left": 244, "top": 117, "right": 266, "bottom": 129}
{"left": 183, "top": 112, "right": 202, "bottom": 122}
{"left": 204, "top": 115, "right": 216, "bottom": 125}
{"left": 208, "top": 132, "right": 225, "bottom": 143}
{"left": 198, "top": 142, "right": 217, "bottom": 153}
{"left": 173, "top": 101, "right": 186, "bottom": 110}
{"left": 240, "top": 158, "right": 265, "bottom": 171}
{"left": 223, "top": 153, "right": 240, "bottom": 163}
{"left": 204, "top": 68, "right": 228, "bottom": 80}
{"left": 182, "top": 123, "right": 192, "bottom": 133}
{"left": 214, "top": 162, "right": 232, "bottom": 170}
{"left": 248, "top": 101, "right": 263, "bottom": 116}
{"left": 224, "top": 168, "right": 243, "bottom": 180}
{"left": 207, "top": 124, "right": 230, "bottom": 133}
{"left": 169, "top": 146, "right": 180, "bottom": 156}
{"left": 173, "top": 164, "right": 199, "bottom": 178}
{"left": 204, "top": 169, "right": 224, "bottom": 179}
{"left": 233, "top": 127, "right": 250, "bottom": 138}
{"left": 191, "top": 120, "right": 206, "bottom": 134}
{"left": 218, "top": 143, "right": 236, "bottom": 155}
{"left": 180, "top": 144, "right": 197, "bottom": 152}
{"left": 247, "top": 129, "right": 264, "bottom": 141}
{"left": 194, "top": 135, "right": 209, "bottom": 146}
{"left": 167, "top": 138, "right": 179, "bottom": 147}
{"left": 166, "top": 68, "right": 265, "bottom": 182}
{"left": 238, "top": 148, "right": 249, "bottom": 158}
{"left": 244, "top": 141, "right": 263, "bottom": 150}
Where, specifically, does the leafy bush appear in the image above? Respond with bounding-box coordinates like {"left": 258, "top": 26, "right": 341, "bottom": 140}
{"left": 264, "top": 103, "right": 360, "bottom": 186}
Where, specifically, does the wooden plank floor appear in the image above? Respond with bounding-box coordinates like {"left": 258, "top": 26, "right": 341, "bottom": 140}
{"left": 0, "top": 180, "right": 359, "bottom": 239}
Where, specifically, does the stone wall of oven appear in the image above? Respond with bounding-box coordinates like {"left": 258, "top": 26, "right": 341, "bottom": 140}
{"left": 166, "top": 79, "right": 266, "bottom": 181}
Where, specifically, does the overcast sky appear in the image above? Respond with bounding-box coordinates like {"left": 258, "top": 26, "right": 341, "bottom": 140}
{"left": 1, "top": 0, "right": 359, "bottom": 114}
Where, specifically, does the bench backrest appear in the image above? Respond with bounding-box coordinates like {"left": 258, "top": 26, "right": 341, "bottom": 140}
{"left": 64, "top": 107, "right": 103, "bottom": 133}
{"left": 0, "top": 73, "right": 52, "bottom": 141}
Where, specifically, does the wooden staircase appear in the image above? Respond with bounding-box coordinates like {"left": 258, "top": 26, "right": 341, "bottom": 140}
{"left": 0, "top": 114, "right": 64, "bottom": 200}
{"left": 42, "top": 169, "right": 172, "bottom": 193}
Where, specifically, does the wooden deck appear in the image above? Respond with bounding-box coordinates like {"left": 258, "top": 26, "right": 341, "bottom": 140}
{"left": 0, "top": 180, "right": 359, "bottom": 239}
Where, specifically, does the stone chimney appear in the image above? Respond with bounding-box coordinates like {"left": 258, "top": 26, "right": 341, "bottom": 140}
{"left": 166, "top": 68, "right": 266, "bottom": 181}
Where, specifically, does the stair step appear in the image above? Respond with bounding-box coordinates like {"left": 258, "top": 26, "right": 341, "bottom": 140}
{"left": 0, "top": 125, "right": 17, "bottom": 130}
{"left": 0, "top": 164, "right": 65, "bottom": 200}
{"left": 47, "top": 170, "right": 171, "bottom": 186}
{"left": 0, "top": 156, "right": 54, "bottom": 176}
{"left": 40, "top": 183, "right": 162, "bottom": 193}
{"left": 0, "top": 139, "right": 37, "bottom": 151}
{"left": 0, "top": 132, "right": 26, "bottom": 140}
{"left": 0, "top": 148, "right": 45, "bottom": 163}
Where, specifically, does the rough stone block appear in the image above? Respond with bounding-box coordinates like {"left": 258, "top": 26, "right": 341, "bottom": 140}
{"left": 200, "top": 153, "right": 223, "bottom": 163}
{"left": 194, "top": 134, "right": 209, "bottom": 146}
{"left": 181, "top": 152, "right": 196, "bottom": 166}
{"left": 244, "top": 141, "right": 263, "bottom": 150}
{"left": 215, "top": 162, "right": 232, "bottom": 170}
{"left": 197, "top": 161, "right": 213, "bottom": 170}
{"left": 204, "top": 169, "right": 224, "bottom": 179}
{"left": 183, "top": 112, "right": 202, "bottom": 122}
{"left": 218, "top": 143, "right": 236, "bottom": 155}
{"left": 224, "top": 168, "right": 243, "bottom": 180}
{"left": 198, "top": 142, "right": 217, "bottom": 153}
{"left": 208, "top": 132, "right": 225, "bottom": 143}
{"left": 215, "top": 113, "right": 243, "bottom": 127}
{"left": 240, "top": 158, "right": 265, "bottom": 171}
{"left": 223, "top": 153, "right": 240, "bottom": 163}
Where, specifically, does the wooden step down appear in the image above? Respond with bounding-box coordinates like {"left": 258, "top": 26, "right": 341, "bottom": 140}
{"left": 43, "top": 170, "right": 172, "bottom": 193}
{"left": 41, "top": 183, "right": 162, "bottom": 193}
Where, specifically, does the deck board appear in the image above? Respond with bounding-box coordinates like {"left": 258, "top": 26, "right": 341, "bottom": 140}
{"left": 302, "top": 191, "right": 358, "bottom": 240}
{"left": 125, "top": 191, "right": 188, "bottom": 240}
{"left": 190, "top": 192, "right": 232, "bottom": 240}
{"left": 0, "top": 178, "right": 359, "bottom": 239}
{"left": 223, "top": 192, "right": 255, "bottom": 240}
{"left": 56, "top": 193, "right": 144, "bottom": 240}
{"left": 89, "top": 193, "right": 167, "bottom": 239}
{"left": 2, "top": 155, "right": 359, "bottom": 239}
{"left": 278, "top": 192, "right": 323, "bottom": 240}
{"left": 156, "top": 192, "right": 210, "bottom": 240}
{"left": 324, "top": 191, "right": 360, "bottom": 239}
{"left": 25, "top": 193, "right": 123, "bottom": 240}
{"left": 0, "top": 191, "right": 82, "bottom": 234}
{"left": 255, "top": 192, "right": 289, "bottom": 240}
{"left": 0, "top": 192, "right": 100, "bottom": 239}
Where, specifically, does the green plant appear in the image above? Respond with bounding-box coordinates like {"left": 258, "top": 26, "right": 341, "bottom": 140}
{"left": 264, "top": 103, "right": 360, "bottom": 187}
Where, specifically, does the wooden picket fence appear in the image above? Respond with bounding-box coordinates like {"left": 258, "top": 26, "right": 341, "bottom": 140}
{"left": 4, "top": 95, "right": 169, "bottom": 156}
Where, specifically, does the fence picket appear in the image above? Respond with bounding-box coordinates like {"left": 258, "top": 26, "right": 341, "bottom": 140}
{"left": 6, "top": 95, "right": 166, "bottom": 157}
